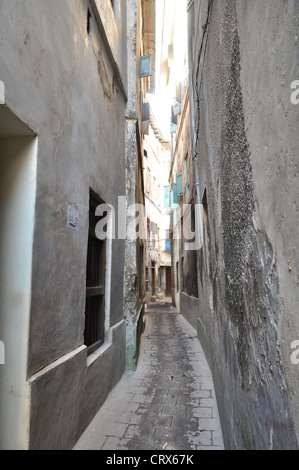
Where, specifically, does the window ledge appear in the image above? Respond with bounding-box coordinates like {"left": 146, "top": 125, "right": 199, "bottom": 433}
{"left": 87, "top": 339, "right": 112, "bottom": 367}
{"left": 86, "top": 319, "right": 125, "bottom": 367}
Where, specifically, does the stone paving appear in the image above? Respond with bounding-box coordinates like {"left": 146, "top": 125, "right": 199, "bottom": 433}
{"left": 73, "top": 300, "right": 224, "bottom": 451}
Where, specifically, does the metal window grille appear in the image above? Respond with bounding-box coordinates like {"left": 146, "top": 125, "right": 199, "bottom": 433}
{"left": 146, "top": 168, "right": 151, "bottom": 194}
{"left": 84, "top": 191, "right": 106, "bottom": 354}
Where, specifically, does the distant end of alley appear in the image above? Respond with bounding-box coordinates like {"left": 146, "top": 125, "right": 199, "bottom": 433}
{"left": 1, "top": 0, "right": 298, "bottom": 451}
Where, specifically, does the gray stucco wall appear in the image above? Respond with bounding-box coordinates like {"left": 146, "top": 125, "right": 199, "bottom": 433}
{"left": 189, "top": 0, "right": 299, "bottom": 450}
{"left": 29, "top": 321, "right": 126, "bottom": 450}
{"left": 0, "top": 0, "right": 127, "bottom": 449}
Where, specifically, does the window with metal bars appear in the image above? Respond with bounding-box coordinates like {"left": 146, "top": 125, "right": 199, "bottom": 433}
{"left": 84, "top": 190, "right": 106, "bottom": 355}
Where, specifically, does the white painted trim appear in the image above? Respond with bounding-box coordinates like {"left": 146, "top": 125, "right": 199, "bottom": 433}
{"left": 27, "top": 320, "right": 126, "bottom": 377}
{"left": 87, "top": 320, "right": 125, "bottom": 367}
{"left": 0, "top": 134, "right": 38, "bottom": 450}
{"left": 104, "top": 208, "right": 114, "bottom": 339}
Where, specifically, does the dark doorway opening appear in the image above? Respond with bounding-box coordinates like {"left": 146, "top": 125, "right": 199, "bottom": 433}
{"left": 84, "top": 190, "right": 107, "bottom": 355}
{"left": 166, "top": 267, "right": 172, "bottom": 296}
{"left": 151, "top": 261, "right": 156, "bottom": 296}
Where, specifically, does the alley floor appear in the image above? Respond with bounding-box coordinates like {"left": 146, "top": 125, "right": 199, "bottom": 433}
{"left": 73, "top": 299, "right": 224, "bottom": 451}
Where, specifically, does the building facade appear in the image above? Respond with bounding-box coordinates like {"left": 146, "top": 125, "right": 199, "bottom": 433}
{"left": 183, "top": 0, "right": 299, "bottom": 450}
{"left": 0, "top": 0, "right": 141, "bottom": 450}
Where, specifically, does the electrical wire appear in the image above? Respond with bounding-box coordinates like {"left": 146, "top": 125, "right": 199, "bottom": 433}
{"left": 194, "top": 0, "right": 214, "bottom": 150}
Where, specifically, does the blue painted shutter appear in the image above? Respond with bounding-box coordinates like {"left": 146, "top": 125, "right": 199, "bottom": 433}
{"left": 140, "top": 55, "right": 152, "bottom": 78}
{"left": 177, "top": 173, "right": 183, "bottom": 196}
{"left": 173, "top": 183, "right": 178, "bottom": 204}
{"left": 165, "top": 239, "right": 171, "bottom": 251}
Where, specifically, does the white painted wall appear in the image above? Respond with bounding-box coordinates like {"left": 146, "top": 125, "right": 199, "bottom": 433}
{"left": 0, "top": 135, "right": 37, "bottom": 450}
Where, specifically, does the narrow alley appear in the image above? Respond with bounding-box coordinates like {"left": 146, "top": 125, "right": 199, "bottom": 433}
{"left": 74, "top": 299, "right": 224, "bottom": 451}
{"left": 0, "top": 0, "right": 298, "bottom": 452}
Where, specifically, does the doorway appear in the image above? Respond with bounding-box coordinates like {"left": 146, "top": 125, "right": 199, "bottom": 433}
{"left": 151, "top": 261, "right": 156, "bottom": 296}
{"left": 0, "top": 105, "right": 37, "bottom": 449}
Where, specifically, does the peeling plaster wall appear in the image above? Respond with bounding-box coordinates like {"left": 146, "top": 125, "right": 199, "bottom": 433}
{"left": 124, "top": 0, "right": 139, "bottom": 367}
{"left": 0, "top": 0, "right": 127, "bottom": 449}
{"left": 123, "top": 0, "right": 146, "bottom": 370}
{"left": 189, "top": 0, "right": 299, "bottom": 450}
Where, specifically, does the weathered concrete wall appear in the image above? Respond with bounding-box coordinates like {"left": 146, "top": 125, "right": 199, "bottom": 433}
{"left": 189, "top": 0, "right": 299, "bottom": 450}
{"left": 0, "top": 132, "right": 37, "bottom": 450}
{"left": 0, "top": 0, "right": 127, "bottom": 449}
{"left": 237, "top": 0, "right": 299, "bottom": 445}
{"left": 29, "top": 321, "right": 125, "bottom": 450}
{"left": 123, "top": 0, "right": 146, "bottom": 370}
{"left": 180, "top": 293, "right": 200, "bottom": 331}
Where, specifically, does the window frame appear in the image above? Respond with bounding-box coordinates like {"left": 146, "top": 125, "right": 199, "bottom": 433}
{"left": 84, "top": 190, "right": 107, "bottom": 355}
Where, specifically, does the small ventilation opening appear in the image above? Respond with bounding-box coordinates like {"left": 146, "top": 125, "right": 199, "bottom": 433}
{"left": 87, "top": 8, "right": 92, "bottom": 36}
{"left": 202, "top": 189, "right": 209, "bottom": 228}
